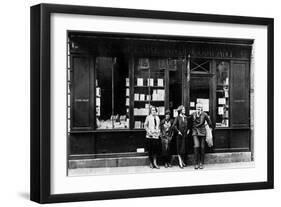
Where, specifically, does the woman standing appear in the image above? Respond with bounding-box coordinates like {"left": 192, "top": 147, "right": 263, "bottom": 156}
{"left": 172, "top": 105, "right": 191, "bottom": 168}
{"left": 144, "top": 106, "right": 161, "bottom": 169}
{"left": 192, "top": 103, "right": 212, "bottom": 170}
{"left": 160, "top": 110, "right": 174, "bottom": 168}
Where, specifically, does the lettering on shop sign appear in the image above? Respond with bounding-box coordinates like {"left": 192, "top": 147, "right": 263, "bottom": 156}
{"left": 135, "top": 47, "right": 244, "bottom": 58}
{"left": 190, "top": 49, "right": 234, "bottom": 58}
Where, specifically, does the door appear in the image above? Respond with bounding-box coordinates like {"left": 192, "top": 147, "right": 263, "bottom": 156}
{"left": 187, "top": 58, "right": 215, "bottom": 153}
{"left": 188, "top": 58, "right": 214, "bottom": 117}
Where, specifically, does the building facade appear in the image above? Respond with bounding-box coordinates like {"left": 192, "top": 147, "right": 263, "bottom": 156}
{"left": 67, "top": 31, "right": 253, "bottom": 168}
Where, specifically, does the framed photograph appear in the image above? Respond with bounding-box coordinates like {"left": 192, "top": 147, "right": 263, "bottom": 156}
{"left": 30, "top": 3, "right": 274, "bottom": 203}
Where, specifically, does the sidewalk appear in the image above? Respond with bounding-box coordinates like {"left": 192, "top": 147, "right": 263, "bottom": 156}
{"left": 68, "top": 161, "right": 254, "bottom": 177}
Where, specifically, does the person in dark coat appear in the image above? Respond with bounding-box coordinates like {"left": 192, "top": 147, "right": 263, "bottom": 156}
{"left": 160, "top": 110, "right": 174, "bottom": 168}
{"left": 172, "top": 105, "right": 192, "bottom": 168}
{"left": 192, "top": 103, "right": 212, "bottom": 169}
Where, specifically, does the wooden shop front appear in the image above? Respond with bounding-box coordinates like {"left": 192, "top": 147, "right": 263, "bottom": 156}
{"left": 67, "top": 31, "right": 253, "bottom": 163}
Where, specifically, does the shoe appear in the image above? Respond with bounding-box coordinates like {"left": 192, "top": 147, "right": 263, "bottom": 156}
{"left": 178, "top": 156, "right": 184, "bottom": 169}
{"left": 165, "top": 163, "right": 168, "bottom": 168}
{"left": 194, "top": 147, "right": 200, "bottom": 170}
{"left": 149, "top": 162, "right": 154, "bottom": 169}
{"left": 152, "top": 157, "right": 160, "bottom": 169}
{"left": 199, "top": 163, "right": 204, "bottom": 169}
{"left": 154, "top": 163, "right": 160, "bottom": 169}
{"left": 182, "top": 162, "right": 186, "bottom": 167}
{"left": 167, "top": 163, "right": 172, "bottom": 168}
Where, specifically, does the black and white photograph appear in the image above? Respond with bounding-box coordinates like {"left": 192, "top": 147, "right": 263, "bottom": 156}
{"left": 1, "top": 0, "right": 280, "bottom": 206}
{"left": 67, "top": 31, "right": 255, "bottom": 176}
{"left": 29, "top": 3, "right": 274, "bottom": 203}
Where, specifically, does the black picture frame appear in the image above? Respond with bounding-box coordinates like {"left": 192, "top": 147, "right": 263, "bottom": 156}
{"left": 30, "top": 3, "right": 274, "bottom": 204}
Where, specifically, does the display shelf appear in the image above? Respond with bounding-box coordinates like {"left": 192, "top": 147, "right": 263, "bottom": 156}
{"left": 134, "top": 100, "right": 164, "bottom": 102}
{"left": 134, "top": 86, "right": 165, "bottom": 88}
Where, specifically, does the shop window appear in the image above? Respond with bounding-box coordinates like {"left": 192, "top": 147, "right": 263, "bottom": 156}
{"left": 216, "top": 61, "right": 230, "bottom": 127}
{"left": 95, "top": 57, "right": 129, "bottom": 129}
{"left": 133, "top": 58, "right": 166, "bottom": 128}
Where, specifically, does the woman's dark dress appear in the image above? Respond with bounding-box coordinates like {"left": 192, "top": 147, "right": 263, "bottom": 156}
{"left": 160, "top": 119, "right": 174, "bottom": 156}
{"left": 172, "top": 115, "right": 191, "bottom": 154}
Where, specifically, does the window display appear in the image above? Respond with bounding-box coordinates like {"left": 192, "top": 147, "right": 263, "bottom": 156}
{"left": 95, "top": 57, "right": 129, "bottom": 129}
{"left": 133, "top": 58, "right": 166, "bottom": 128}
{"left": 216, "top": 61, "right": 230, "bottom": 127}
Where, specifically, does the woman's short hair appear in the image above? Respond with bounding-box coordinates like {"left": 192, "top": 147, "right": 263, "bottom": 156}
{"left": 150, "top": 106, "right": 157, "bottom": 114}
{"left": 196, "top": 102, "right": 203, "bottom": 109}
{"left": 165, "top": 109, "right": 171, "bottom": 115}
{"left": 177, "top": 105, "right": 184, "bottom": 114}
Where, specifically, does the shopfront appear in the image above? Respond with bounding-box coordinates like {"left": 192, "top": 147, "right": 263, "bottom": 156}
{"left": 67, "top": 31, "right": 253, "bottom": 163}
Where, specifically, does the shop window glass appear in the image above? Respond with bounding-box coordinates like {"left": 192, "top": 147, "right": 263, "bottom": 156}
{"left": 216, "top": 61, "right": 230, "bottom": 127}
{"left": 133, "top": 58, "right": 166, "bottom": 128}
{"left": 95, "top": 57, "right": 129, "bottom": 129}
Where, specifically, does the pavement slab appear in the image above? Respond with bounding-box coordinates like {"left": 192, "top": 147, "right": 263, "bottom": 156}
{"left": 68, "top": 161, "right": 254, "bottom": 177}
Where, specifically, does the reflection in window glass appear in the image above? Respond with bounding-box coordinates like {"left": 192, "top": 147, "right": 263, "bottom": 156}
{"left": 216, "top": 61, "right": 230, "bottom": 127}
{"left": 96, "top": 57, "right": 129, "bottom": 129}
